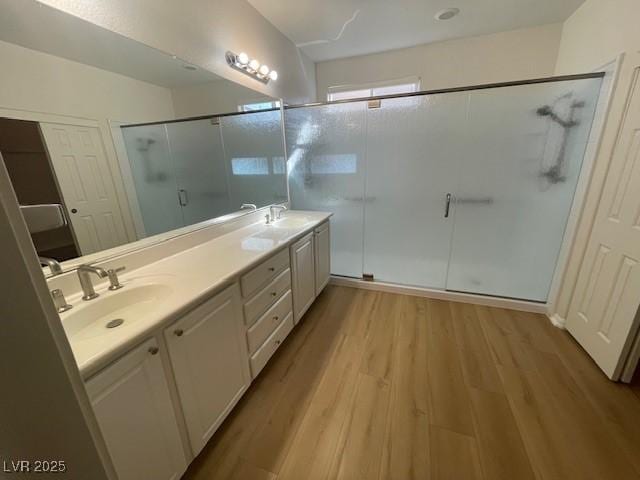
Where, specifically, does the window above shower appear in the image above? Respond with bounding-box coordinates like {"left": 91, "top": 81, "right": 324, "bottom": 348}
{"left": 326, "top": 77, "right": 420, "bottom": 101}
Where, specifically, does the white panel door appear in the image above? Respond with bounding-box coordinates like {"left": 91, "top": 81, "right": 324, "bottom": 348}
{"left": 291, "top": 232, "right": 316, "bottom": 323}
{"left": 165, "top": 284, "right": 250, "bottom": 455}
{"left": 40, "top": 123, "right": 129, "bottom": 254}
{"left": 86, "top": 338, "right": 187, "bottom": 480}
{"left": 566, "top": 65, "right": 640, "bottom": 379}
{"left": 314, "top": 221, "right": 331, "bottom": 295}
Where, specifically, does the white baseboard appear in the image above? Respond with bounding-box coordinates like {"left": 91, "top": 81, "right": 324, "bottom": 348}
{"left": 548, "top": 313, "right": 567, "bottom": 330}
{"left": 329, "top": 276, "right": 548, "bottom": 314}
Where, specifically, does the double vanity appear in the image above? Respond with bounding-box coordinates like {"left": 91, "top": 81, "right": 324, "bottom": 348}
{"left": 52, "top": 210, "right": 331, "bottom": 480}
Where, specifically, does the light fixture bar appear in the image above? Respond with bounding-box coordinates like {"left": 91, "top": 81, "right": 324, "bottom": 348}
{"left": 225, "top": 51, "right": 278, "bottom": 84}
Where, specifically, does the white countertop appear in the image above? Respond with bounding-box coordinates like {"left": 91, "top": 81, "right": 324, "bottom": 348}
{"left": 60, "top": 211, "right": 331, "bottom": 378}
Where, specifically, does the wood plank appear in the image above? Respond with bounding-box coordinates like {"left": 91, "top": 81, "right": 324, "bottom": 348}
{"left": 277, "top": 332, "right": 364, "bottom": 480}
{"left": 379, "top": 295, "right": 430, "bottom": 479}
{"left": 328, "top": 373, "right": 391, "bottom": 480}
{"left": 468, "top": 387, "right": 536, "bottom": 480}
{"left": 530, "top": 347, "right": 640, "bottom": 480}
{"left": 429, "top": 426, "right": 483, "bottom": 480}
{"left": 240, "top": 286, "right": 354, "bottom": 473}
{"left": 476, "top": 306, "right": 537, "bottom": 371}
{"left": 450, "top": 302, "right": 503, "bottom": 393}
{"left": 508, "top": 310, "right": 559, "bottom": 354}
{"left": 549, "top": 329, "right": 640, "bottom": 475}
{"left": 498, "top": 362, "right": 587, "bottom": 480}
{"left": 359, "top": 292, "right": 398, "bottom": 382}
{"left": 427, "top": 299, "right": 475, "bottom": 436}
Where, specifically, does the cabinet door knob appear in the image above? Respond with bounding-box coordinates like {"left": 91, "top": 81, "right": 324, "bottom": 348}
{"left": 268, "top": 267, "right": 275, "bottom": 272}
{"left": 148, "top": 346, "right": 159, "bottom": 355}
{"left": 174, "top": 329, "right": 184, "bottom": 337}
{"left": 275, "top": 339, "right": 281, "bottom": 346}
{"left": 273, "top": 316, "right": 279, "bottom": 322}
{"left": 271, "top": 291, "right": 277, "bottom": 297}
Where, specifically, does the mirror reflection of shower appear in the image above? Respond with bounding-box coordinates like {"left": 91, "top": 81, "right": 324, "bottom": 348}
{"left": 136, "top": 137, "right": 167, "bottom": 183}
{"left": 537, "top": 91, "right": 586, "bottom": 184}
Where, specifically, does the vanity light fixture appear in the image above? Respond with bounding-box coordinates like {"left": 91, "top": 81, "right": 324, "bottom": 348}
{"left": 226, "top": 51, "right": 278, "bottom": 84}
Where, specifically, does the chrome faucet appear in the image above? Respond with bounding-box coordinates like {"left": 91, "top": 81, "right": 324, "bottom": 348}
{"left": 39, "top": 256, "right": 63, "bottom": 276}
{"left": 241, "top": 203, "right": 257, "bottom": 211}
{"left": 270, "top": 204, "right": 288, "bottom": 221}
{"left": 77, "top": 264, "right": 109, "bottom": 301}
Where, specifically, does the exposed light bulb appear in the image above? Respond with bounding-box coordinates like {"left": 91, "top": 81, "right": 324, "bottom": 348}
{"left": 237, "top": 52, "right": 249, "bottom": 65}
{"left": 248, "top": 59, "right": 260, "bottom": 71}
{"left": 259, "top": 64, "right": 270, "bottom": 76}
{"left": 269, "top": 70, "right": 278, "bottom": 81}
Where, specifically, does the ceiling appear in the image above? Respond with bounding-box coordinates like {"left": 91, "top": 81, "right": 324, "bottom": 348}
{"left": 247, "top": 0, "right": 585, "bottom": 62}
{"left": 0, "top": 0, "right": 220, "bottom": 88}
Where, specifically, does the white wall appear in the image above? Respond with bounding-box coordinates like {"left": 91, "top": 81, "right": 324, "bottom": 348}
{"left": 0, "top": 40, "right": 175, "bottom": 124}
{"left": 39, "top": 0, "right": 317, "bottom": 104}
{"left": 315, "top": 24, "right": 563, "bottom": 101}
{"left": 555, "top": 0, "right": 640, "bottom": 74}
{"left": 171, "top": 80, "right": 275, "bottom": 118}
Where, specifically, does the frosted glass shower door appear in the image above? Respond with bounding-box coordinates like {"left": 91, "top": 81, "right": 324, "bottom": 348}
{"left": 121, "top": 125, "right": 184, "bottom": 236}
{"left": 446, "top": 78, "right": 602, "bottom": 301}
{"left": 363, "top": 93, "right": 467, "bottom": 288}
{"left": 167, "top": 119, "right": 230, "bottom": 225}
{"left": 286, "top": 102, "right": 367, "bottom": 278}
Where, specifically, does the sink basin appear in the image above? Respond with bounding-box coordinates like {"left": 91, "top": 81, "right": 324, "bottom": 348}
{"left": 62, "top": 284, "right": 173, "bottom": 341}
{"left": 272, "top": 216, "right": 312, "bottom": 229}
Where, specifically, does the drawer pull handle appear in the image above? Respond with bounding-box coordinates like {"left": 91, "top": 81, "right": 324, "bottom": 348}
{"left": 174, "top": 329, "right": 184, "bottom": 337}
{"left": 148, "top": 346, "right": 159, "bottom": 355}
{"left": 271, "top": 291, "right": 277, "bottom": 297}
{"left": 268, "top": 267, "right": 275, "bottom": 272}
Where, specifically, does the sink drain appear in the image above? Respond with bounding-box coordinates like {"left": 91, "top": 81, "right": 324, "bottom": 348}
{"left": 106, "top": 318, "right": 125, "bottom": 329}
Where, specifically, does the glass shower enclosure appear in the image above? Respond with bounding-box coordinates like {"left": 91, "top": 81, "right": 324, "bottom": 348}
{"left": 121, "top": 109, "right": 287, "bottom": 238}
{"left": 286, "top": 75, "right": 603, "bottom": 302}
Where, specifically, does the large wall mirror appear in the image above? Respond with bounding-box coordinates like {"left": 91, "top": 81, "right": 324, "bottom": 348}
{"left": 0, "top": 2, "right": 287, "bottom": 275}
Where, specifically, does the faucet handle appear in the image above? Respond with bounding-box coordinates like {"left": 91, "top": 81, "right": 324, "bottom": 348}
{"left": 107, "top": 266, "right": 126, "bottom": 291}
{"left": 51, "top": 289, "right": 73, "bottom": 313}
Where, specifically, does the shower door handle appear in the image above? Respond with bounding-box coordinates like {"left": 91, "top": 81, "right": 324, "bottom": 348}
{"left": 178, "top": 189, "right": 189, "bottom": 207}
{"left": 444, "top": 193, "right": 452, "bottom": 218}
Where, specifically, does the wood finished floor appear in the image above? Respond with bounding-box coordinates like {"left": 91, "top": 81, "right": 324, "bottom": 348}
{"left": 183, "top": 285, "right": 640, "bottom": 480}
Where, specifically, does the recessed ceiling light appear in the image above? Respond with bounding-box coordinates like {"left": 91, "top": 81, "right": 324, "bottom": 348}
{"left": 435, "top": 8, "right": 460, "bottom": 20}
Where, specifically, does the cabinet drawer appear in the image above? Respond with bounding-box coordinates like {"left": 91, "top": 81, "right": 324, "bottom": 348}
{"left": 244, "top": 268, "right": 291, "bottom": 326}
{"left": 250, "top": 312, "right": 294, "bottom": 378}
{"left": 241, "top": 248, "right": 290, "bottom": 298}
{"left": 247, "top": 290, "right": 293, "bottom": 354}
{"left": 314, "top": 221, "right": 329, "bottom": 235}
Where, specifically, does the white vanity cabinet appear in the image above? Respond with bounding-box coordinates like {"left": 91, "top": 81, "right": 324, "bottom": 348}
{"left": 291, "top": 232, "right": 316, "bottom": 323}
{"left": 85, "top": 338, "right": 187, "bottom": 480}
{"left": 314, "top": 221, "right": 330, "bottom": 296}
{"left": 164, "top": 284, "right": 250, "bottom": 456}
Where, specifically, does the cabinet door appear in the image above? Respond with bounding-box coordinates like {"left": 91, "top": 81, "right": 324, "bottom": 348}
{"left": 314, "top": 222, "right": 331, "bottom": 295}
{"left": 165, "top": 284, "right": 250, "bottom": 455}
{"left": 291, "top": 232, "right": 316, "bottom": 323}
{"left": 86, "top": 338, "right": 187, "bottom": 480}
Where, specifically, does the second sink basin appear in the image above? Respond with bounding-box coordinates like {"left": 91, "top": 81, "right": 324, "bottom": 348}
{"left": 62, "top": 283, "right": 173, "bottom": 341}
{"left": 272, "top": 216, "right": 312, "bottom": 229}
